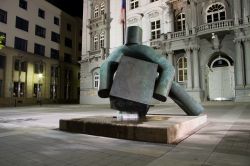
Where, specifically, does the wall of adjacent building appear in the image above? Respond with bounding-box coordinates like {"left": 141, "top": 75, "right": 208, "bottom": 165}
{"left": 0, "top": 0, "right": 82, "bottom": 106}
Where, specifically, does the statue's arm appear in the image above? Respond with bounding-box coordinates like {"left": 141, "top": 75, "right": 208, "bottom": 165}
{"left": 153, "top": 57, "right": 175, "bottom": 102}
{"left": 98, "top": 48, "right": 123, "bottom": 98}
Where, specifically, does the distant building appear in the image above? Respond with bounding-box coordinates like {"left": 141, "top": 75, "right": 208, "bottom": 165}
{"left": 0, "top": 0, "right": 82, "bottom": 106}
{"left": 80, "top": 0, "right": 250, "bottom": 104}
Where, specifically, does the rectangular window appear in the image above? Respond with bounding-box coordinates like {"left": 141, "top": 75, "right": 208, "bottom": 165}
{"left": 64, "top": 53, "right": 72, "bottom": 63}
{"left": 67, "top": 24, "right": 71, "bottom": 31}
{"left": 0, "top": 32, "right": 6, "bottom": 46}
{"left": 78, "top": 43, "right": 82, "bottom": 52}
{"left": 54, "top": 16, "right": 59, "bottom": 25}
{"left": 13, "top": 82, "right": 25, "bottom": 97}
{"left": 50, "top": 85, "right": 57, "bottom": 99}
{"left": 0, "top": 55, "right": 5, "bottom": 69}
{"left": 14, "top": 37, "right": 27, "bottom": 52}
{"left": 130, "top": 0, "right": 139, "bottom": 9}
{"left": 94, "top": 73, "right": 99, "bottom": 88}
{"left": 34, "top": 63, "right": 43, "bottom": 74}
{"left": 19, "top": 0, "right": 27, "bottom": 10}
{"left": 33, "top": 83, "right": 42, "bottom": 98}
{"left": 0, "top": 80, "right": 2, "bottom": 97}
{"left": 51, "top": 66, "right": 58, "bottom": 78}
{"left": 35, "top": 25, "right": 46, "bottom": 38}
{"left": 38, "top": 8, "right": 45, "bottom": 19}
{"left": 65, "top": 38, "right": 72, "bottom": 48}
{"left": 14, "top": 60, "right": 26, "bottom": 72}
{"left": 34, "top": 43, "right": 45, "bottom": 56}
{"left": 51, "top": 32, "right": 60, "bottom": 43}
{"left": 151, "top": 20, "right": 161, "bottom": 40}
{"left": 16, "top": 16, "right": 29, "bottom": 32}
{"left": 150, "top": 0, "right": 158, "bottom": 2}
{"left": 51, "top": 48, "right": 59, "bottom": 60}
{"left": 0, "top": 9, "right": 7, "bottom": 24}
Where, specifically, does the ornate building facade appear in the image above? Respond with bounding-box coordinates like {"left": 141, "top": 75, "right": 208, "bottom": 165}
{"left": 80, "top": 0, "right": 250, "bottom": 104}
{"left": 0, "top": 0, "right": 82, "bottom": 106}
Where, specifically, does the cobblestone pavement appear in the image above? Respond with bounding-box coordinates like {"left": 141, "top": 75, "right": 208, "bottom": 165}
{"left": 0, "top": 103, "right": 249, "bottom": 166}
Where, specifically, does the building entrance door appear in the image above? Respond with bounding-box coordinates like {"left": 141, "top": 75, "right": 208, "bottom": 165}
{"left": 208, "top": 57, "right": 235, "bottom": 100}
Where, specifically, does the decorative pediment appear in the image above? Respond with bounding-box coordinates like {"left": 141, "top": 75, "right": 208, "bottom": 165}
{"left": 127, "top": 17, "right": 138, "bottom": 25}
{"left": 148, "top": 11, "right": 160, "bottom": 19}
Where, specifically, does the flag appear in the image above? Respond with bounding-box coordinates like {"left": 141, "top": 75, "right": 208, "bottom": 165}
{"left": 120, "top": 0, "right": 126, "bottom": 24}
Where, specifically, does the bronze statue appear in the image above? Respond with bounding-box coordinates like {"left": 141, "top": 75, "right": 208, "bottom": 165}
{"left": 98, "top": 26, "right": 203, "bottom": 118}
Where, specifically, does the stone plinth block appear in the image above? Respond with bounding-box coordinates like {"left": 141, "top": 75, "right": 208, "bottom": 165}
{"left": 59, "top": 115, "right": 207, "bottom": 144}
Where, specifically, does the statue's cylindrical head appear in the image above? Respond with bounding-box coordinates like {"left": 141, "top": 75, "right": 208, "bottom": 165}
{"left": 125, "top": 26, "right": 142, "bottom": 45}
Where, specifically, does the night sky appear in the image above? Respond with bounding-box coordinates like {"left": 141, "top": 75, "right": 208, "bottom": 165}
{"left": 46, "top": 0, "right": 83, "bottom": 18}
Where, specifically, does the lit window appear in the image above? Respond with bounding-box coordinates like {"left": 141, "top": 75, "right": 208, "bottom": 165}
{"left": 94, "top": 73, "right": 99, "bottom": 88}
{"left": 100, "top": 3, "right": 105, "bottom": 15}
{"left": 151, "top": 20, "right": 160, "bottom": 40}
{"left": 100, "top": 32, "right": 105, "bottom": 48}
{"left": 176, "top": 13, "right": 185, "bottom": 31}
{"left": 207, "top": 3, "right": 226, "bottom": 23}
{"left": 177, "top": 57, "right": 187, "bottom": 82}
{"left": 94, "top": 5, "right": 99, "bottom": 17}
{"left": 130, "top": 0, "right": 139, "bottom": 9}
{"left": 94, "top": 35, "right": 98, "bottom": 50}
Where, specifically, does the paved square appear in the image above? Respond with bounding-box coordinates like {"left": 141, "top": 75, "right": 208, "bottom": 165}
{"left": 0, "top": 103, "right": 250, "bottom": 166}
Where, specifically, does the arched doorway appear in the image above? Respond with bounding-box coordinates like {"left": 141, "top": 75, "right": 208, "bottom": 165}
{"left": 208, "top": 54, "right": 235, "bottom": 101}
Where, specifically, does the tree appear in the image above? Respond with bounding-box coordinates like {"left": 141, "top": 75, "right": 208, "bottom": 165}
{"left": 0, "top": 35, "right": 5, "bottom": 49}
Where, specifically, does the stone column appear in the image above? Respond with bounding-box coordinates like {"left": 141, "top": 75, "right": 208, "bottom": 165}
{"left": 243, "top": 39, "right": 250, "bottom": 87}
{"left": 4, "top": 55, "right": 13, "bottom": 98}
{"left": 167, "top": 51, "right": 174, "bottom": 65}
{"left": 233, "top": 0, "right": 242, "bottom": 25}
{"left": 243, "top": 0, "right": 250, "bottom": 23}
{"left": 234, "top": 39, "right": 244, "bottom": 88}
{"left": 193, "top": 47, "right": 200, "bottom": 90}
{"left": 186, "top": 49, "right": 193, "bottom": 89}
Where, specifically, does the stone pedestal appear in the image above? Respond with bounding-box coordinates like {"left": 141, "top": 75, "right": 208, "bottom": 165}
{"left": 60, "top": 114, "right": 207, "bottom": 144}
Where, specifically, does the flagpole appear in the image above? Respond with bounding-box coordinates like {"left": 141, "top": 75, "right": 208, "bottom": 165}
{"left": 121, "top": 0, "right": 126, "bottom": 45}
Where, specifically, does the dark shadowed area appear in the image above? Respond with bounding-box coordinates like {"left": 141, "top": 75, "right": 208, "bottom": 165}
{"left": 46, "top": 0, "right": 83, "bottom": 18}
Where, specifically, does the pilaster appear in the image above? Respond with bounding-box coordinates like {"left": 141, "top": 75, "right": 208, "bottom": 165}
{"left": 185, "top": 48, "right": 192, "bottom": 89}
{"left": 192, "top": 47, "right": 200, "bottom": 90}
{"left": 243, "top": 0, "right": 250, "bottom": 23}
{"left": 234, "top": 38, "right": 244, "bottom": 88}
{"left": 190, "top": 0, "right": 197, "bottom": 34}
{"left": 243, "top": 38, "right": 250, "bottom": 87}
{"left": 233, "top": 0, "right": 242, "bottom": 25}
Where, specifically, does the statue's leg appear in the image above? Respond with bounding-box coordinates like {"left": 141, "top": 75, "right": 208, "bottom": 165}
{"left": 169, "top": 81, "right": 204, "bottom": 116}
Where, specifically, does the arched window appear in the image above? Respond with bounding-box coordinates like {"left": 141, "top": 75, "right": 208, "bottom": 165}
{"left": 206, "top": 3, "right": 226, "bottom": 23}
{"left": 94, "top": 5, "right": 99, "bottom": 18}
{"left": 177, "top": 57, "right": 187, "bottom": 82}
{"left": 94, "top": 35, "right": 98, "bottom": 50}
{"left": 100, "top": 32, "right": 105, "bottom": 48}
{"left": 94, "top": 72, "right": 99, "bottom": 88}
{"left": 176, "top": 13, "right": 185, "bottom": 31}
{"left": 100, "top": 2, "right": 105, "bottom": 15}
